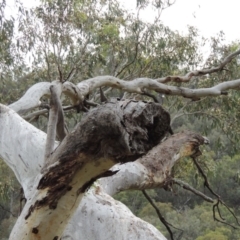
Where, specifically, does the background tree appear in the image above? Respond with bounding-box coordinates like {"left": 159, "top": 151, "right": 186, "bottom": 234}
{"left": 1, "top": 0, "right": 240, "bottom": 239}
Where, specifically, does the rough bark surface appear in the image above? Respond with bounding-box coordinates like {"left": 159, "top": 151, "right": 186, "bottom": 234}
{"left": 39, "top": 99, "right": 171, "bottom": 213}
{"left": 9, "top": 99, "right": 172, "bottom": 239}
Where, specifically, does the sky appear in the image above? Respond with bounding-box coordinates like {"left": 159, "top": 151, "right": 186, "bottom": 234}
{"left": 122, "top": 0, "right": 240, "bottom": 44}
{"left": 6, "top": 0, "right": 240, "bottom": 45}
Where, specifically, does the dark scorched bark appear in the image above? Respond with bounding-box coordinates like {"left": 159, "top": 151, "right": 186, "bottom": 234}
{"left": 32, "top": 99, "right": 171, "bottom": 214}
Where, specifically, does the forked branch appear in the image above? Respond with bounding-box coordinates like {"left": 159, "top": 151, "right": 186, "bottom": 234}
{"left": 192, "top": 157, "right": 240, "bottom": 229}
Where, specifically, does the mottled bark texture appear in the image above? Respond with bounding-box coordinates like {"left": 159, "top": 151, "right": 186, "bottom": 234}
{"left": 10, "top": 99, "right": 172, "bottom": 239}
{"left": 40, "top": 99, "right": 171, "bottom": 209}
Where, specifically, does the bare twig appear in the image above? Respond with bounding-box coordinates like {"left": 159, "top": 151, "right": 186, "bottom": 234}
{"left": 57, "top": 63, "right": 63, "bottom": 83}
{"left": 192, "top": 157, "right": 240, "bottom": 228}
{"left": 0, "top": 203, "right": 17, "bottom": 217}
{"left": 172, "top": 178, "right": 214, "bottom": 203}
{"left": 23, "top": 105, "right": 79, "bottom": 121}
{"left": 64, "top": 67, "right": 76, "bottom": 82}
{"left": 23, "top": 109, "right": 48, "bottom": 121}
{"left": 85, "top": 100, "right": 99, "bottom": 107}
{"left": 142, "top": 190, "right": 183, "bottom": 240}
{"left": 192, "top": 157, "right": 219, "bottom": 198}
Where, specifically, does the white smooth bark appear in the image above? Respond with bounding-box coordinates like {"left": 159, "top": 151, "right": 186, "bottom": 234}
{"left": 62, "top": 184, "right": 166, "bottom": 240}
{"left": 77, "top": 76, "right": 240, "bottom": 99}
{"left": 9, "top": 82, "right": 52, "bottom": 114}
{"left": 0, "top": 104, "right": 46, "bottom": 196}
{"left": 9, "top": 77, "right": 240, "bottom": 119}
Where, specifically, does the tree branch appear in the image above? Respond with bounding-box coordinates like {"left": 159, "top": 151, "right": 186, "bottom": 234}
{"left": 192, "top": 157, "right": 240, "bottom": 228}
{"left": 0, "top": 203, "right": 17, "bottom": 217}
{"left": 8, "top": 82, "right": 52, "bottom": 114}
{"left": 100, "top": 131, "right": 209, "bottom": 196}
{"left": 44, "top": 83, "right": 64, "bottom": 161}
{"left": 172, "top": 178, "right": 214, "bottom": 203}
{"left": 77, "top": 75, "right": 240, "bottom": 101}
{"left": 0, "top": 104, "right": 48, "bottom": 197}
{"left": 23, "top": 109, "right": 48, "bottom": 121}
{"left": 142, "top": 190, "right": 182, "bottom": 240}
{"left": 7, "top": 49, "right": 240, "bottom": 117}
{"left": 157, "top": 49, "right": 240, "bottom": 83}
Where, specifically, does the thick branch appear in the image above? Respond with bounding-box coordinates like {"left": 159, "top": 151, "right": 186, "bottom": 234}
{"left": 77, "top": 75, "right": 240, "bottom": 100}
{"left": 11, "top": 77, "right": 240, "bottom": 117}
{"left": 1, "top": 103, "right": 167, "bottom": 240}
{"left": 0, "top": 104, "right": 48, "bottom": 197}
{"left": 8, "top": 81, "right": 83, "bottom": 115}
{"left": 8, "top": 82, "right": 52, "bottom": 114}
{"left": 100, "top": 131, "right": 209, "bottom": 196}
{"left": 59, "top": 131, "right": 209, "bottom": 240}
{"left": 7, "top": 49, "right": 240, "bottom": 117}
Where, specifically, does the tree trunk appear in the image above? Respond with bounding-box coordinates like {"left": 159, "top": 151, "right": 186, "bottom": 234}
{"left": 3, "top": 99, "right": 175, "bottom": 239}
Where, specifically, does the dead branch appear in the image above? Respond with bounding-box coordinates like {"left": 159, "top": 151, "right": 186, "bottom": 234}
{"left": 192, "top": 157, "right": 240, "bottom": 229}
{"left": 172, "top": 178, "right": 214, "bottom": 203}
{"left": 142, "top": 190, "right": 183, "bottom": 240}
{"left": 100, "top": 131, "right": 209, "bottom": 198}
{"left": 64, "top": 67, "right": 76, "bottom": 82}
{"left": 0, "top": 203, "right": 17, "bottom": 217}
{"left": 157, "top": 49, "right": 240, "bottom": 83}
{"left": 100, "top": 87, "right": 108, "bottom": 102}
{"left": 84, "top": 100, "right": 99, "bottom": 107}
{"left": 23, "top": 109, "right": 48, "bottom": 121}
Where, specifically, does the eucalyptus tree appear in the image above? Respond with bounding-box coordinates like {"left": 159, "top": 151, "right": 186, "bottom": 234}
{"left": 1, "top": 0, "right": 240, "bottom": 239}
